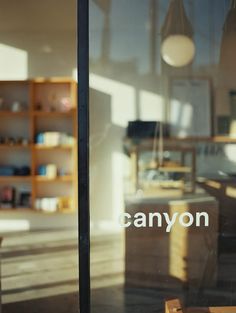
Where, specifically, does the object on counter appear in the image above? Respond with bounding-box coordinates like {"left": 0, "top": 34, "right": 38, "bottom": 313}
{"left": 11, "top": 101, "right": 22, "bottom": 112}
{"left": 58, "top": 197, "right": 72, "bottom": 212}
{"left": 36, "top": 133, "right": 44, "bottom": 145}
{"left": 218, "top": 116, "right": 230, "bottom": 135}
{"left": 0, "top": 137, "right": 29, "bottom": 146}
{"left": 16, "top": 137, "right": 29, "bottom": 146}
{"left": 0, "top": 166, "right": 15, "bottom": 176}
{"left": 37, "top": 165, "right": 47, "bottom": 176}
{"left": 35, "top": 102, "right": 43, "bottom": 111}
{"left": 48, "top": 93, "right": 58, "bottom": 111}
{"left": 22, "top": 138, "right": 29, "bottom": 146}
{"left": 37, "top": 164, "right": 57, "bottom": 178}
{"left": 230, "top": 90, "right": 236, "bottom": 136}
{"left": 44, "top": 132, "right": 61, "bottom": 146}
{"left": 0, "top": 186, "right": 16, "bottom": 208}
{"left": 35, "top": 132, "right": 74, "bottom": 146}
{"left": 16, "top": 166, "right": 31, "bottom": 176}
{"left": 19, "top": 192, "right": 31, "bottom": 208}
{"left": 8, "top": 137, "right": 16, "bottom": 145}
{"left": 0, "top": 165, "right": 30, "bottom": 176}
{"left": 35, "top": 197, "right": 72, "bottom": 213}
{"left": 60, "top": 97, "right": 72, "bottom": 112}
{"left": 35, "top": 197, "right": 58, "bottom": 213}
{"left": 58, "top": 168, "right": 67, "bottom": 176}
{"left": 41, "top": 198, "right": 57, "bottom": 212}
{"left": 46, "top": 164, "right": 57, "bottom": 178}
{"left": 127, "top": 121, "right": 170, "bottom": 139}
{"left": 0, "top": 97, "right": 4, "bottom": 111}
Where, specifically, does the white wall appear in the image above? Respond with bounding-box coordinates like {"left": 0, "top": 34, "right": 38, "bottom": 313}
{"left": 0, "top": 0, "right": 76, "bottom": 79}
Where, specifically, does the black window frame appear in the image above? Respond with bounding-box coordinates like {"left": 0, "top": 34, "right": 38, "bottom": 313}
{"left": 78, "top": 0, "right": 90, "bottom": 312}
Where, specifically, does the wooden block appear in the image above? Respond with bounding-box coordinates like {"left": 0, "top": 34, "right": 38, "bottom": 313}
{"left": 165, "top": 299, "right": 185, "bottom": 313}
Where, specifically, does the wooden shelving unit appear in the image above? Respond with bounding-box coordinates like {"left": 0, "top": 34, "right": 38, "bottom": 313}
{"left": 0, "top": 78, "right": 77, "bottom": 214}
{"left": 125, "top": 138, "right": 196, "bottom": 196}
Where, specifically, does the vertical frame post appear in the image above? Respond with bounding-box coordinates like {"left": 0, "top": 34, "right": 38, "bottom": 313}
{"left": 78, "top": 0, "right": 90, "bottom": 312}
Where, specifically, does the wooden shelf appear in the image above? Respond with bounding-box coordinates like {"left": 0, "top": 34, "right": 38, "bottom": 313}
{"left": 141, "top": 165, "right": 192, "bottom": 173}
{"left": 212, "top": 136, "right": 236, "bottom": 143}
{"left": 33, "top": 77, "right": 75, "bottom": 84}
{"left": 0, "top": 208, "right": 33, "bottom": 213}
{"left": 125, "top": 136, "right": 236, "bottom": 146}
{"left": 0, "top": 111, "right": 29, "bottom": 117}
{"left": 34, "top": 144, "right": 74, "bottom": 150}
{"left": 0, "top": 80, "right": 30, "bottom": 84}
{"left": 34, "top": 209, "right": 76, "bottom": 215}
{"left": 35, "top": 175, "right": 73, "bottom": 182}
{"left": 158, "top": 166, "right": 191, "bottom": 173}
{"left": 0, "top": 144, "right": 31, "bottom": 149}
{"left": 0, "top": 208, "right": 75, "bottom": 214}
{"left": 0, "top": 176, "right": 31, "bottom": 182}
{"left": 168, "top": 136, "right": 236, "bottom": 143}
{"left": 33, "top": 110, "right": 75, "bottom": 117}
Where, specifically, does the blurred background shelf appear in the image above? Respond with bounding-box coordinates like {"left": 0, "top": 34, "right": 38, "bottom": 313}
{"left": 35, "top": 175, "right": 73, "bottom": 183}
{"left": 33, "top": 110, "right": 75, "bottom": 117}
{"left": 0, "top": 78, "right": 77, "bottom": 214}
{"left": 33, "top": 144, "right": 74, "bottom": 150}
{"left": 0, "top": 111, "right": 29, "bottom": 117}
{"left": 0, "top": 144, "right": 31, "bottom": 149}
{"left": 0, "top": 176, "right": 32, "bottom": 182}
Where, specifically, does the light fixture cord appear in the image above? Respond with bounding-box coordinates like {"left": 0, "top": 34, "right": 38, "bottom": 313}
{"left": 179, "top": 0, "right": 185, "bottom": 34}
{"left": 152, "top": 122, "right": 159, "bottom": 165}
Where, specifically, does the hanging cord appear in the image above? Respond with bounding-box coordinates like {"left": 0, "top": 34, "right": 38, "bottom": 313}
{"left": 224, "top": 0, "right": 229, "bottom": 31}
{"left": 152, "top": 121, "right": 160, "bottom": 166}
{"left": 187, "top": 0, "right": 194, "bottom": 78}
{"left": 158, "top": 122, "right": 164, "bottom": 166}
{"left": 209, "top": 0, "right": 214, "bottom": 66}
{"left": 179, "top": 0, "right": 185, "bottom": 34}
{"left": 151, "top": 121, "right": 164, "bottom": 168}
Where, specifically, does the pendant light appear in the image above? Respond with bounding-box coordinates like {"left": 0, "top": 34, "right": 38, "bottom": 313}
{"left": 161, "top": 0, "right": 195, "bottom": 67}
{"left": 219, "top": 0, "right": 236, "bottom": 84}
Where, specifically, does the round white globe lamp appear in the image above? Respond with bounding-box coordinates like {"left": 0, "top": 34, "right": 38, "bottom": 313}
{"left": 161, "top": 34, "right": 195, "bottom": 67}
{"left": 161, "top": 0, "right": 195, "bottom": 68}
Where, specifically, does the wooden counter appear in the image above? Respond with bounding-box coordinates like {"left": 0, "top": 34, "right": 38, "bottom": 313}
{"left": 125, "top": 194, "right": 219, "bottom": 289}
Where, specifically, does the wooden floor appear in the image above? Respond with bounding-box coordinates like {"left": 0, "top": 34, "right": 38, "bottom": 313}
{"left": 1, "top": 230, "right": 236, "bottom": 313}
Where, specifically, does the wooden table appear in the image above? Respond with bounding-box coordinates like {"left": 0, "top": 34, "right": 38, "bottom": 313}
{"left": 166, "top": 299, "right": 236, "bottom": 313}
{"left": 197, "top": 176, "right": 236, "bottom": 236}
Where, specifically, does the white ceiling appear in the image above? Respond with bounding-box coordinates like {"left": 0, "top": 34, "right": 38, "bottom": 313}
{"left": 0, "top": 0, "right": 76, "bottom": 32}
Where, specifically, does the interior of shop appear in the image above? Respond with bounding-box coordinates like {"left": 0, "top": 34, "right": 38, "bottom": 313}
{"left": 89, "top": 0, "right": 236, "bottom": 312}
{"left": 1, "top": 0, "right": 236, "bottom": 313}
